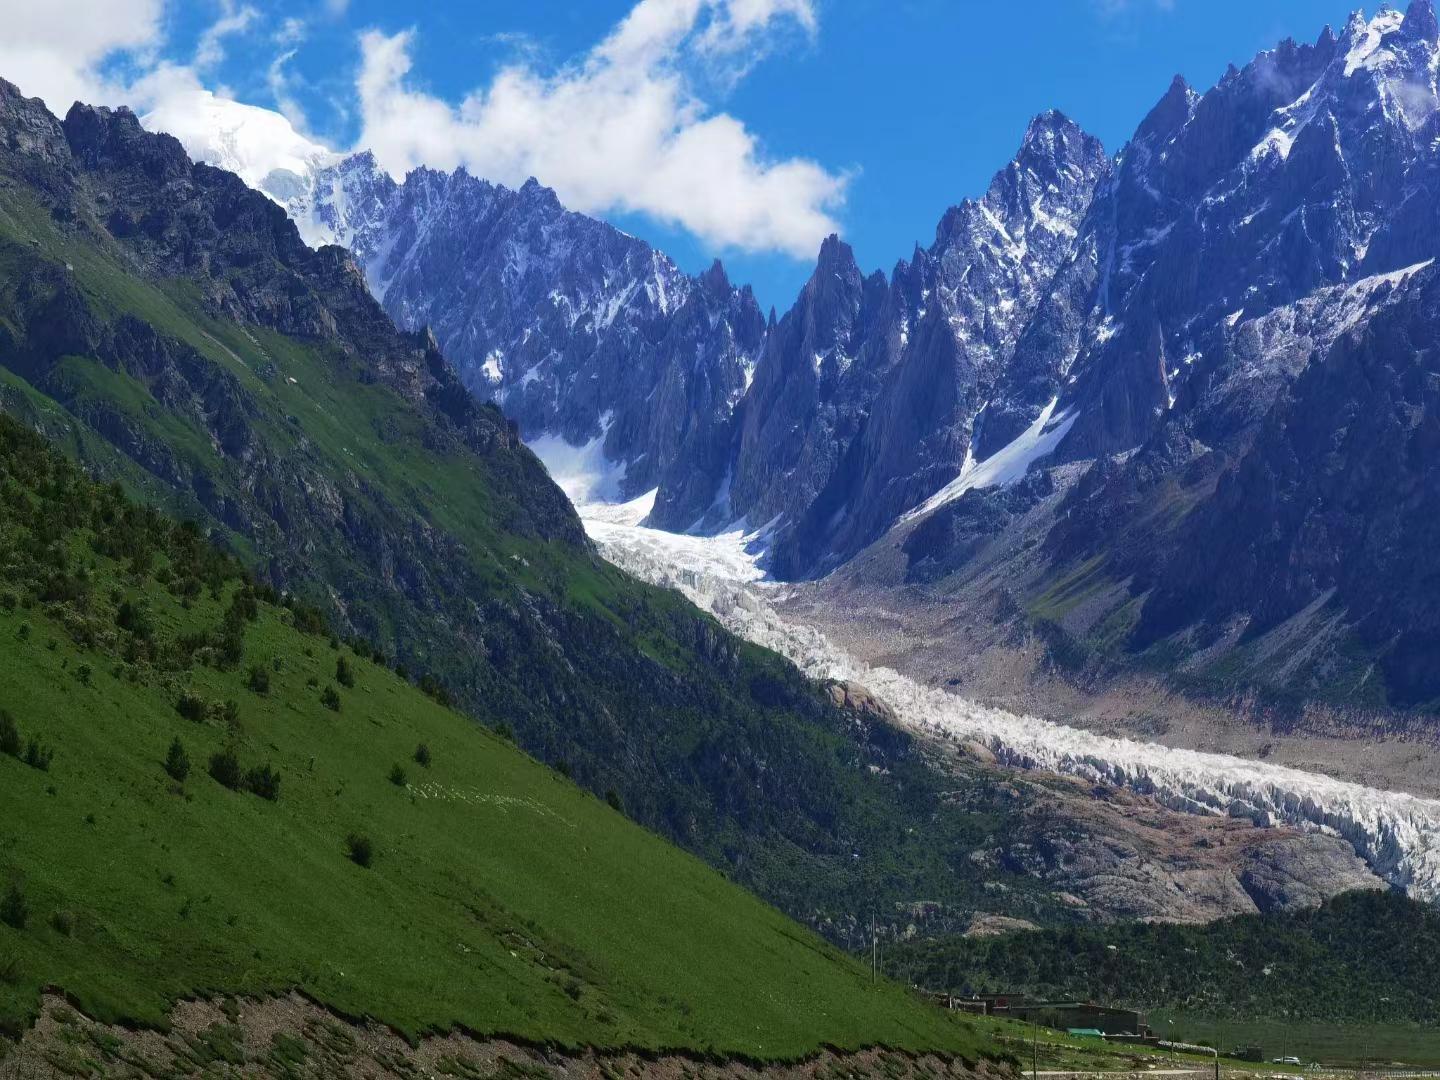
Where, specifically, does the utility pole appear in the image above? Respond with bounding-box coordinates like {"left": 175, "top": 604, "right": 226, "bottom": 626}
{"left": 1032, "top": 1015, "right": 1039, "bottom": 1080}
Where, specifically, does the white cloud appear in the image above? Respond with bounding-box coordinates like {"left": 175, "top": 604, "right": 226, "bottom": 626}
{"left": 0, "top": 0, "right": 164, "bottom": 112}
{"left": 133, "top": 65, "right": 336, "bottom": 190}
{"left": 1093, "top": 0, "right": 1176, "bottom": 15}
{"left": 194, "top": 1, "right": 260, "bottom": 71}
{"left": 0, "top": 0, "right": 844, "bottom": 259}
{"left": 354, "top": 0, "right": 844, "bottom": 258}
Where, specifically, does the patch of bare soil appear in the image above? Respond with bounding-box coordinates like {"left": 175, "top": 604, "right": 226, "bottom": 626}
{"left": 0, "top": 994, "right": 1014, "bottom": 1080}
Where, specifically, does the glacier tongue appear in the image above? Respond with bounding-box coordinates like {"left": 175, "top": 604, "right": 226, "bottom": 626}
{"left": 582, "top": 510, "right": 1440, "bottom": 901}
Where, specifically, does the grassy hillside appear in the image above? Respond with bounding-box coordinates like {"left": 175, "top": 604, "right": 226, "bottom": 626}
{"left": 0, "top": 80, "right": 1065, "bottom": 946}
{"left": 885, "top": 890, "right": 1440, "bottom": 1025}
{"left": 0, "top": 414, "right": 987, "bottom": 1058}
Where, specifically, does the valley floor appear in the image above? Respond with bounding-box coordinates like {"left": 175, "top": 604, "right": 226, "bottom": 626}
{"left": 785, "top": 566, "right": 1440, "bottom": 802}
{"left": 574, "top": 494, "right": 1440, "bottom": 908}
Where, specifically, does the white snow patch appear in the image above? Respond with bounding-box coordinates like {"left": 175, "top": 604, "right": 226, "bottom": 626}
{"left": 527, "top": 416, "right": 628, "bottom": 505}
{"left": 1370, "top": 257, "right": 1435, "bottom": 288}
{"left": 480, "top": 349, "right": 505, "bottom": 385}
{"left": 585, "top": 513, "right": 772, "bottom": 587}
{"left": 904, "top": 397, "right": 1078, "bottom": 521}
{"left": 584, "top": 488, "right": 658, "bottom": 528}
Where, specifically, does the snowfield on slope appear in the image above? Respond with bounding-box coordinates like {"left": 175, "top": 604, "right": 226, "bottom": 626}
{"left": 580, "top": 506, "right": 1440, "bottom": 903}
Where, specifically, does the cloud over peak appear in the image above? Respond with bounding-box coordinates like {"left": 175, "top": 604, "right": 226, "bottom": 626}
{"left": 1, "top": 0, "right": 846, "bottom": 259}
{"left": 355, "top": 0, "right": 846, "bottom": 258}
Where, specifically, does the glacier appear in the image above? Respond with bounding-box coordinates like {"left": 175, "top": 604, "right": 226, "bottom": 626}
{"left": 580, "top": 507, "right": 1440, "bottom": 902}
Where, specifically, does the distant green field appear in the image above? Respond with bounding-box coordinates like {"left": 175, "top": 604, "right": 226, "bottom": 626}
{"left": 0, "top": 418, "right": 988, "bottom": 1060}
{"left": 1156, "top": 1013, "right": 1440, "bottom": 1068}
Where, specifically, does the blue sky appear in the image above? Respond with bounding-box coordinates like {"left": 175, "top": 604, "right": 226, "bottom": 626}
{"left": 10, "top": 0, "right": 1361, "bottom": 310}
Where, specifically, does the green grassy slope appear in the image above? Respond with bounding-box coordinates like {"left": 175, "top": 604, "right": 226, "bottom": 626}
{"left": 0, "top": 416, "right": 986, "bottom": 1058}
{"left": 0, "top": 81, "right": 1064, "bottom": 944}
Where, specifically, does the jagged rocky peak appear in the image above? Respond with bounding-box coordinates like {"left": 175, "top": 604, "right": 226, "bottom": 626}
{"left": 811, "top": 232, "right": 861, "bottom": 282}
{"left": 1402, "top": 0, "right": 1440, "bottom": 41}
{"left": 719, "top": 112, "right": 1111, "bottom": 577}
{"left": 1011, "top": 108, "right": 1106, "bottom": 183}
{"left": 1137, "top": 74, "right": 1198, "bottom": 145}
{"left": 801, "top": 234, "right": 864, "bottom": 340}
{"left": 0, "top": 77, "right": 69, "bottom": 169}
{"left": 699, "top": 257, "right": 731, "bottom": 295}
{"left": 517, "top": 174, "right": 565, "bottom": 211}
{"left": 63, "top": 102, "right": 189, "bottom": 178}
{"left": 937, "top": 109, "right": 1107, "bottom": 250}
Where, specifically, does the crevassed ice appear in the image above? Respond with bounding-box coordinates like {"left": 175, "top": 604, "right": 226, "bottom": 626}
{"left": 582, "top": 511, "right": 1440, "bottom": 901}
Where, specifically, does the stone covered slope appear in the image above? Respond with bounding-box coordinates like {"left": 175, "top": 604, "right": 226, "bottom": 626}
{"left": 3, "top": 995, "right": 1011, "bottom": 1080}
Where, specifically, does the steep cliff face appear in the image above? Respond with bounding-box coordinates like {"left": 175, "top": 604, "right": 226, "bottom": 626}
{"left": 1036, "top": 4, "right": 1440, "bottom": 465}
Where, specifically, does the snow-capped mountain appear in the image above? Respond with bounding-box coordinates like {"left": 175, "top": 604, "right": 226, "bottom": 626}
{"left": 688, "top": 111, "right": 1109, "bottom": 576}
{"left": 152, "top": 2, "right": 1440, "bottom": 711}
{"left": 287, "top": 154, "right": 766, "bottom": 504}
{"left": 1020, "top": 2, "right": 1440, "bottom": 463}
{"left": 139, "top": 105, "right": 766, "bottom": 504}
{"left": 895, "top": 1, "right": 1440, "bottom": 711}
{"left": 141, "top": 90, "right": 338, "bottom": 203}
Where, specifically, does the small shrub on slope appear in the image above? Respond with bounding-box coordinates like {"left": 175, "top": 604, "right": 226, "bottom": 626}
{"left": 345, "top": 834, "right": 373, "bottom": 869}
{"left": 245, "top": 764, "right": 281, "bottom": 802}
{"left": 0, "top": 882, "right": 27, "bottom": 931}
{"left": 164, "top": 738, "right": 190, "bottom": 783}
{"left": 0, "top": 711, "right": 19, "bottom": 758}
{"left": 208, "top": 749, "right": 242, "bottom": 791}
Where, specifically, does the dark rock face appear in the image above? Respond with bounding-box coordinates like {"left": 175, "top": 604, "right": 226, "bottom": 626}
{"left": 1135, "top": 268, "right": 1440, "bottom": 706}
{"left": 903, "top": 471, "right": 1055, "bottom": 585}
{"left": 290, "top": 159, "right": 766, "bottom": 504}
{"left": 718, "top": 113, "right": 1109, "bottom": 575}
